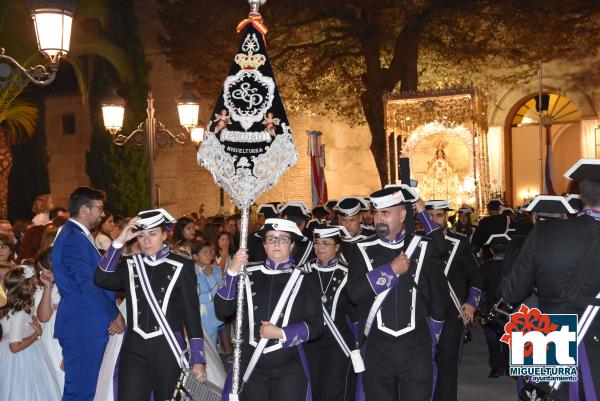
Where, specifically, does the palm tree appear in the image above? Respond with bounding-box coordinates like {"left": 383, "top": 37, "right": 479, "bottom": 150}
{"left": 0, "top": 98, "right": 37, "bottom": 217}
{"left": 0, "top": 0, "right": 133, "bottom": 217}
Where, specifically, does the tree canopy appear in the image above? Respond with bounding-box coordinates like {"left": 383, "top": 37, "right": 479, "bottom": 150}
{"left": 158, "top": 0, "right": 600, "bottom": 184}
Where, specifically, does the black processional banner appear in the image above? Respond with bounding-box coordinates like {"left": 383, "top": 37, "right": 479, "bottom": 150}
{"left": 197, "top": 17, "right": 297, "bottom": 208}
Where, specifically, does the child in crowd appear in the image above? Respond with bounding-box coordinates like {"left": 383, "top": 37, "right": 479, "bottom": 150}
{"left": 35, "top": 248, "right": 65, "bottom": 393}
{"left": 0, "top": 265, "right": 61, "bottom": 401}
{"left": 191, "top": 242, "right": 223, "bottom": 347}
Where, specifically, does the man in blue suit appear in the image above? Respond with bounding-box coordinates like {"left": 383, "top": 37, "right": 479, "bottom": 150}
{"left": 52, "top": 187, "right": 124, "bottom": 401}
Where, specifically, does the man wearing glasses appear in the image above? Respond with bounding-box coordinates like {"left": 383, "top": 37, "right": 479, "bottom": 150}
{"left": 52, "top": 187, "right": 124, "bottom": 401}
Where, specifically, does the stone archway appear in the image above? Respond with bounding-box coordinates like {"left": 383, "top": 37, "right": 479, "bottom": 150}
{"left": 489, "top": 80, "right": 596, "bottom": 205}
{"left": 503, "top": 92, "right": 582, "bottom": 205}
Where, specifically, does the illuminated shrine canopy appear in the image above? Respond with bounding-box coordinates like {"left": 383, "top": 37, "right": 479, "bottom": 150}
{"left": 512, "top": 93, "right": 582, "bottom": 127}
{"left": 384, "top": 88, "right": 490, "bottom": 212}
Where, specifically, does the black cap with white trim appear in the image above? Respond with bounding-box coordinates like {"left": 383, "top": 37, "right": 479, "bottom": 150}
{"left": 484, "top": 233, "right": 511, "bottom": 247}
{"left": 487, "top": 199, "right": 504, "bottom": 209}
{"left": 254, "top": 218, "right": 307, "bottom": 242}
{"left": 334, "top": 197, "right": 363, "bottom": 217}
{"left": 312, "top": 224, "right": 343, "bottom": 240}
{"left": 425, "top": 200, "right": 454, "bottom": 211}
{"left": 524, "top": 195, "right": 576, "bottom": 214}
{"left": 279, "top": 201, "right": 310, "bottom": 218}
{"left": 137, "top": 208, "right": 177, "bottom": 229}
{"left": 257, "top": 204, "right": 279, "bottom": 219}
{"left": 564, "top": 159, "right": 600, "bottom": 182}
{"left": 369, "top": 184, "right": 419, "bottom": 210}
{"left": 325, "top": 199, "right": 338, "bottom": 212}
{"left": 458, "top": 204, "right": 474, "bottom": 214}
{"left": 357, "top": 197, "right": 371, "bottom": 211}
{"left": 311, "top": 206, "right": 329, "bottom": 218}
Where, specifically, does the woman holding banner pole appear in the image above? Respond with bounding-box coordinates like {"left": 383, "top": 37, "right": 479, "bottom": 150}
{"left": 215, "top": 218, "right": 323, "bottom": 401}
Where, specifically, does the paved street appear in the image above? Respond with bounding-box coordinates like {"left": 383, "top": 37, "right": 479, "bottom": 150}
{"left": 458, "top": 324, "right": 517, "bottom": 401}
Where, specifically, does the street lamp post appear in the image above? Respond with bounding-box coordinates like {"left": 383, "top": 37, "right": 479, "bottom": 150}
{"left": 0, "top": 0, "right": 75, "bottom": 88}
{"left": 101, "top": 85, "right": 201, "bottom": 208}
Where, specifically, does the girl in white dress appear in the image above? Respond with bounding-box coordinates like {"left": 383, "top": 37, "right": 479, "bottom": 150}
{"left": 35, "top": 248, "right": 65, "bottom": 394}
{"left": 0, "top": 265, "right": 61, "bottom": 401}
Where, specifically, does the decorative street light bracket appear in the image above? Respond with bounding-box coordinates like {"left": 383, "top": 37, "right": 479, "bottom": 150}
{"left": 101, "top": 89, "right": 201, "bottom": 207}
{"left": 0, "top": 0, "right": 75, "bottom": 88}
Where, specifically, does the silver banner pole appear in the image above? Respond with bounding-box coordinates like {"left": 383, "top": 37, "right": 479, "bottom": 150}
{"left": 230, "top": 206, "right": 250, "bottom": 400}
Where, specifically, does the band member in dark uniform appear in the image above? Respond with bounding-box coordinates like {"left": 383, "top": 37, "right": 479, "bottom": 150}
{"left": 215, "top": 218, "right": 324, "bottom": 401}
{"left": 94, "top": 209, "right": 206, "bottom": 401}
{"left": 501, "top": 195, "right": 574, "bottom": 280}
{"left": 471, "top": 199, "right": 511, "bottom": 261}
{"left": 425, "top": 200, "right": 482, "bottom": 401}
{"left": 359, "top": 197, "right": 375, "bottom": 230}
{"left": 280, "top": 201, "right": 314, "bottom": 265}
{"left": 479, "top": 233, "right": 511, "bottom": 378}
{"left": 335, "top": 197, "right": 375, "bottom": 241}
{"left": 325, "top": 200, "right": 338, "bottom": 223}
{"left": 334, "top": 196, "right": 376, "bottom": 261}
{"left": 304, "top": 225, "right": 359, "bottom": 401}
{"left": 501, "top": 159, "right": 600, "bottom": 401}
{"left": 346, "top": 185, "right": 449, "bottom": 401}
{"left": 306, "top": 206, "right": 330, "bottom": 231}
{"left": 453, "top": 204, "right": 476, "bottom": 240}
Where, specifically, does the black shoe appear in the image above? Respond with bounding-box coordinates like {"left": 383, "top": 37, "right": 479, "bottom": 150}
{"left": 488, "top": 368, "right": 501, "bottom": 378}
